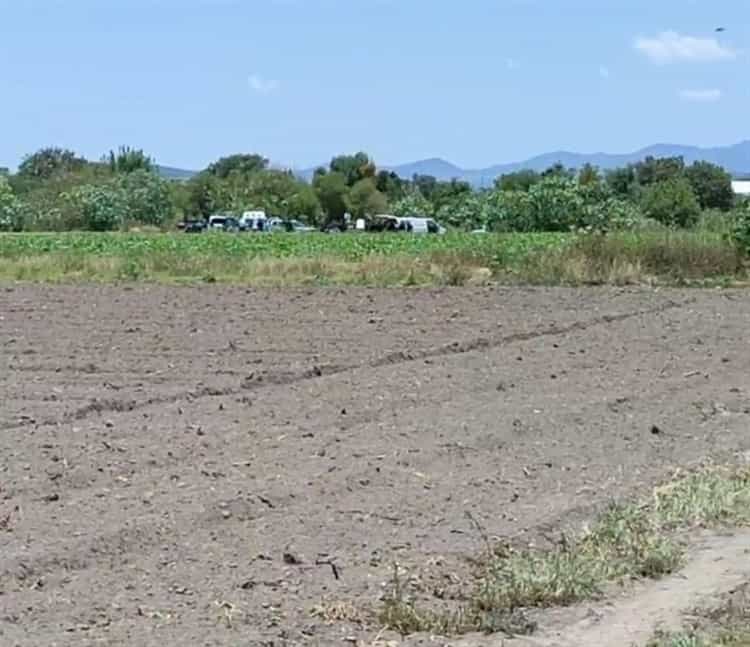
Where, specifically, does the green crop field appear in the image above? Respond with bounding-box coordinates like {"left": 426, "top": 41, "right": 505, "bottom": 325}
{"left": 0, "top": 231, "right": 566, "bottom": 262}
{"left": 0, "top": 230, "right": 742, "bottom": 286}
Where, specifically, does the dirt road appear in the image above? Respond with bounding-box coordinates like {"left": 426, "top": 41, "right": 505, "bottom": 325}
{"left": 1, "top": 285, "right": 749, "bottom": 646}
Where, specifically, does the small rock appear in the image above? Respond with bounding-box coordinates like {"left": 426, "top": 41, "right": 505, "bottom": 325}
{"left": 283, "top": 551, "right": 303, "bottom": 565}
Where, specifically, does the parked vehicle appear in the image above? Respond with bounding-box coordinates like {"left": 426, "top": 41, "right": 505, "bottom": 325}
{"left": 208, "top": 214, "right": 241, "bottom": 232}
{"left": 177, "top": 218, "right": 206, "bottom": 233}
{"left": 401, "top": 216, "right": 446, "bottom": 234}
{"left": 370, "top": 214, "right": 446, "bottom": 234}
{"left": 267, "top": 218, "right": 316, "bottom": 233}
{"left": 240, "top": 210, "right": 268, "bottom": 232}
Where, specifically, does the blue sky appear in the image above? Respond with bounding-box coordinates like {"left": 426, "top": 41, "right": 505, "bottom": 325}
{"left": 1, "top": 0, "right": 747, "bottom": 170}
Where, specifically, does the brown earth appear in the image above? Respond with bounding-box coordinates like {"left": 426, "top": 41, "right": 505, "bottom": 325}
{"left": 1, "top": 284, "right": 750, "bottom": 647}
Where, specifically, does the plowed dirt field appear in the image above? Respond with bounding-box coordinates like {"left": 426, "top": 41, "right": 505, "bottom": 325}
{"left": 2, "top": 285, "right": 749, "bottom": 646}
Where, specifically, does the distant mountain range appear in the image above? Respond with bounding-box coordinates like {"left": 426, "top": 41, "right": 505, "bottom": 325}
{"left": 159, "top": 141, "right": 750, "bottom": 185}
{"left": 156, "top": 165, "right": 197, "bottom": 180}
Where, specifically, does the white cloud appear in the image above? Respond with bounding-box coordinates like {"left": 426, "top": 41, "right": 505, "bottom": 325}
{"left": 634, "top": 31, "right": 735, "bottom": 64}
{"left": 248, "top": 74, "right": 280, "bottom": 95}
{"left": 599, "top": 65, "right": 610, "bottom": 79}
{"left": 679, "top": 88, "right": 722, "bottom": 102}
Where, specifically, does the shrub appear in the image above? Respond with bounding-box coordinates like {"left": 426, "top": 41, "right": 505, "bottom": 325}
{"left": 486, "top": 176, "right": 638, "bottom": 233}
{"left": 579, "top": 198, "right": 646, "bottom": 233}
{"left": 392, "top": 191, "right": 433, "bottom": 218}
{"left": 0, "top": 176, "right": 21, "bottom": 231}
{"left": 62, "top": 184, "right": 127, "bottom": 231}
{"left": 640, "top": 178, "right": 701, "bottom": 228}
{"left": 730, "top": 205, "right": 750, "bottom": 256}
{"left": 116, "top": 170, "right": 173, "bottom": 227}
{"left": 684, "top": 161, "right": 734, "bottom": 211}
{"left": 435, "top": 194, "right": 490, "bottom": 231}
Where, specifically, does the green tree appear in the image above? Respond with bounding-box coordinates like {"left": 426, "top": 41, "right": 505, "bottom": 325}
{"left": 313, "top": 171, "right": 349, "bottom": 227}
{"left": 640, "top": 177, "right": 701, "bottom": 228}
{"left": 286, "top": 184, "right": 322, "bottom": 223}
{"left": 684, "top": 161, "right": 734, "bottom": 210}
{"left": 605, "top": 166, "right": 638, "bottom": 199}
{"left": 106, "top": 146, "right": 154, "bottom": 174}
{"left": 375, "top": 170, "right": 407, "bottom": 202}
{"left": 223, "top": 170, "right": 321, "bottom": 221}
{"left": 329, "top": 152, "right": 375, "bottom": 187}
{"left": 205, "top": 153, "right": 268, "bottom": 179}
{"left": 431, "top": 179, "right": 472, "bottom": 212}
{"left": 541, "top": 163, "right": 574, "bottom": 179}
{"left": 412, "top": 174, "right": 438, "bottom": 201}
{"left": 495, "top": 169, "right": 541, "bottom": 192}
{"left": 117, "top": 169, "right": 173, "bottom": 226}
{"left": 346, "top": 178, "right": 388, "bottom": 219}
{"left": 634, "top": 156, "right": 684, "bottom": 187}
{"left": 578, "top": 163, "right": 600, "bottom": 186}
{"left": 183, "top": 173, "right": 222, "bottom": 217}
{"left": 18, "top": 147, "right": 87, "bottom": 180}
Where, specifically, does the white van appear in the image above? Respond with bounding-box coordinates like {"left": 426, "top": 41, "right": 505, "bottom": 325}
{"left": 240, "top": 210, "right": 268, "bottom": 232}
{"left": 399, "top": 217, "right": 446, "bottom": 234}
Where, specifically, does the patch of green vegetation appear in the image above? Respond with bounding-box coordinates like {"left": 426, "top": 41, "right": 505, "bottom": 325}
{"left": 0, "top": 230, "right": 745, "bottom": 286}
{"left": 380, "top": 466, "right": 750, "bottom": 638}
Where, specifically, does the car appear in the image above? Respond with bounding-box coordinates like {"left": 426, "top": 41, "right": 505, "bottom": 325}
{"left": 183, "top": 219, "right": 207, "bottom": 233}
{"left": 208, "top": 214, "right": 241, "bottom": 232}
{"left": 370, "top": 214, "right": 446, "bottom": 234}
{"left": 177, "top": 218, "right": 207, "bottom": 233}
{"left": 267, "top": 218, "right": 316, "bottom": 233}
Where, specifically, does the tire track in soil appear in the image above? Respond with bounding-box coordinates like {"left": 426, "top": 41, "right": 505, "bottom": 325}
{"left": 2, "top": 290, "right": 747, "bottom": 646}
{"left": 0, "top": 297, "right": 692, "bottom": 433}
{"left": 0, "top": 297, "right": 703, "bottom": 596}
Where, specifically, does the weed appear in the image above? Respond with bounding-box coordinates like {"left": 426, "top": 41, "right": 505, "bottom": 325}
{"left": 379, "top": 465, "right": 750, "bottom": 638}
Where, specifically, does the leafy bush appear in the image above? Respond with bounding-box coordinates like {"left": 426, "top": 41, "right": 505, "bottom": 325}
{"left": 435, "top": 194, "right": 490, "bottom": 231}
{"left": 0, "top": 176, "right": 21, "bottom": 231}
{"left": 392, "top": 190, "right": 433, "bottom": 218}
{"left": 684, "top": 161, "right": 734, "bottom": 211}
{"left": 487, "top": 176, "right": 587, "bottom": 232}
{"left": 62, "top": 184, "right": 127, "bottom": 231}
{"left": 579, "top": 198, "right": 646, "bottom": 233}
{"left": 116, "top": 170, "right": 172, "bottom": 227}
{"left": 730, "top": 205, "right": 750, "bottom": 256}
{"left": 640, "top": 178, "right": 701, "bottom": 228}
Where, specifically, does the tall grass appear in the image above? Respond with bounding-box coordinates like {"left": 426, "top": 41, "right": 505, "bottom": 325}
{"left": 522, "top": 230, "right": 744, "bottom": 285}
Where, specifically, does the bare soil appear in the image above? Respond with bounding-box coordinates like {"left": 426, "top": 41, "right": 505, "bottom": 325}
{"left": 1, "top": 285, "right": 750, "bottom": 646}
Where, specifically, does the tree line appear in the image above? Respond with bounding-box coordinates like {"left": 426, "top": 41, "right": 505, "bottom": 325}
{"left": 0, "top": 146, "right": 746, "bottom": 235}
